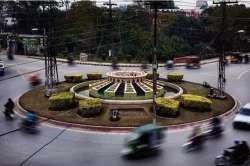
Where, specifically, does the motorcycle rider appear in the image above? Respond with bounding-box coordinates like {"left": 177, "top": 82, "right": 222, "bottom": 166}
{"left": 4, "top": 98, "right": 15, "bottom": 119}
{"left": 23, "top": 111, "right": 38, "bottom": 128}
{"left": 209, "top": 117, "right": 222, "bottom": 134}
{"left": 227, "top": 140, "right": 248, "bottom": 165}
{"left": 189, "top": 126, "right": 203, "bottom": 146}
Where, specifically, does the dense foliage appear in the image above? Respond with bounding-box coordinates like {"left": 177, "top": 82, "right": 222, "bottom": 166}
{"left": 2, "top": 1, "right": 250, "bottom": 62}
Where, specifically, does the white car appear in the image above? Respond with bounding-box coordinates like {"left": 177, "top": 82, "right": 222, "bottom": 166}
{"left": 233, "top": 103, "right": 250, "bottom": 128}
{"left": 0, "top": 60, "right": 5, "bottom": 76}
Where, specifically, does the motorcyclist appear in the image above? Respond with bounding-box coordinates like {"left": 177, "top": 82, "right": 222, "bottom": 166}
{"left": 238, "top": 141, "right": 250, "bottom": 162}
{"left": 29, "top": 74, "right": 41, "bottom": 86}
{"left": 189, "top": 126, "right": 203, "bottom": 146}
{"left": 228, "top": 140, "right": 249, "bottom": 164}
{"left": 4, "top": 98, "right": 15, "bottom": 119}
{"left": 209, "top": 117, "right": 222, "bottom": 134}
{"left": 23, "top": 111, "right": 38, "bottom": 128}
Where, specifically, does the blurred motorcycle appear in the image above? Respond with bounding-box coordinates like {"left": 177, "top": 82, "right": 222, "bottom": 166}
{"left": 29, "top": 74, "right": 41, "bottom": 87}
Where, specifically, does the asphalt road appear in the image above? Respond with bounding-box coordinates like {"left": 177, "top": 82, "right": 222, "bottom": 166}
{"left": 0, "top": 54, "right": 250, "bottom": 166}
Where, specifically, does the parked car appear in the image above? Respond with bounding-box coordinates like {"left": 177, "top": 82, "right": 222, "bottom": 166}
{"left": 0, "top": 59, "right": 5, "bottom": 76}
{"left": 233, "top": 103, "right": 250, "bottom": 129}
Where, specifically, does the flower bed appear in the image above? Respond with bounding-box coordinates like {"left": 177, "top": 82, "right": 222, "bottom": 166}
{"left": 124, "top": 83, "right": 137, "bottom": 97}
{"left": 104, "top": 83, "right": 121, "bottom": 97}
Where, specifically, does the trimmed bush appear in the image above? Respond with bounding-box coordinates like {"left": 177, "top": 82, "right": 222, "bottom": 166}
{"left": 78, "top": 99, "right": 102, "bottom": 117}
{"left": 49, "top": 92, "right": 77, "bottom": 110}
{"left": 167, "top": 72, "right": 184, "bottom": 82}
{"left": 64, "top": 73, "right": 83, "bottom": 83}
{"left": 156, "top": 97, "right": 180, "bottom": 117}
{"left": 182, "top": 94, "right": 212, "bottom": 111}
{"left": 87, "top": 73, "right": 102, "bottom": 80}
{"left": 146, "top": 72, "right": 159, "bottom": 79}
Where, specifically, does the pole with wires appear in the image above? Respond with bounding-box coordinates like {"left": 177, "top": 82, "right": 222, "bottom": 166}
{"left": 213, "top": 0, "right": 238, "bottom": 98}
{"left": 104, "top": 0, "right": 117, "bottom": 69}
{"left": 141, "top": 1, "right": 168, "bottom": 124}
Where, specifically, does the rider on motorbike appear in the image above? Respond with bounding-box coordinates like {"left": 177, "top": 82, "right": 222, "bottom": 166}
{"left": 209, "top": 117, "right": 222, "bottom": 134}
{"left": 189, "top": 126, "right": 204, "bottom": 146}
{"left": 23, "top": 111, "right": 38, "bottom": 128}
{"left": 228, "top": 140, "right": 250, "bottom": 164}
{"left": 4, "top": 98, "right": 15, "bottom": 119}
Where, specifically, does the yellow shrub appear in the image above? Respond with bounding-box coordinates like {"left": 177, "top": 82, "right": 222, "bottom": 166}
{"left": 156, "top": 97, "right": 180, "bottom": 117}
{"left": 64, "top": 73, "right": 83, "bottom": 83}
{"left": 167, "top": 72, "right": 184, "bottom": 82}
{"left": 182, "top": 94, "right": 212, "bottom": 111}
{"left": 78, "top": 99, "right": 102, "bottom": 117}
{"left": 49, "top": 92, "right": 77, "bottom": 110}
{"left": 87, "top": 73, "right": 102, "bottom": 80}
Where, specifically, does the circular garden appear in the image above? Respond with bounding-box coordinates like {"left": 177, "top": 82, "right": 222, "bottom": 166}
{"left": 18, "top": 71, "right": 236, "bottom": 127}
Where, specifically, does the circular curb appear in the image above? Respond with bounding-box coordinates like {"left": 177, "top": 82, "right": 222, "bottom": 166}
{"left": 16, "top": 92, "right": 239, "bottom": 133}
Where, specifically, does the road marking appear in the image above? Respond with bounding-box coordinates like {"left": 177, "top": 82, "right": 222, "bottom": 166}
{"left": 237, "top": 69, "right": 250, "bottom": 80}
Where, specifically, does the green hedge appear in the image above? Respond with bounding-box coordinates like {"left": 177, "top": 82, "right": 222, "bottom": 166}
{"left": 87, "top": 73, "right": 102, "bottom": 80}
{"left": 146, "top": 72, "right": 159, "bottom": 79}
{"left": 78, "top": 99, "right": 102, "bottom": 117}
{"left": 182, "top": 94, "right": 212, "bottom": 111}
{"left": 64, "top": 73, "right": 83, "bottom": 83}
{"left": 167, "top": 72, "right": 184, "bottom": 82}
{"left": 156, "top": 97, "right": 180, "bottom": 117}
{"left": 49, "top": 92, "right": 77, "bottom": 110}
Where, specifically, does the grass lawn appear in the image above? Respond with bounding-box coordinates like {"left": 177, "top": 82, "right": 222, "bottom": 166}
{"left": 19, "top": 80, "right": 235, "bottom": 127}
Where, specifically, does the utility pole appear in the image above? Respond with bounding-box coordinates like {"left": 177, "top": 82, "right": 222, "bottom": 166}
{"left": 44, "top": 2, "right": 59, "bottom": 97}
{"left": 152, "top": 3, "right": 158, "bottom": 125}
{"left": 213, "top": 0, "right": 237, "bottom": 98}
{"left": 142, "top": 1, "right": 167, "bottom": 124}
{"left": 104, "top": 0, "right": 117, "bottom": 68}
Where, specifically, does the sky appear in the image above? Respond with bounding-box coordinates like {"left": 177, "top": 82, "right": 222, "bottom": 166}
{"left": 90, "top": 0, "right": 249, "bottom": 9}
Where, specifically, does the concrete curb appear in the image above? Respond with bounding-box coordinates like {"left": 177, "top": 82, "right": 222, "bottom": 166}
{"left": 16, "top": 92, "right": 239, "bottom": 133}
{"left": 26, "top": 55, "right": 218, "bottom": 68}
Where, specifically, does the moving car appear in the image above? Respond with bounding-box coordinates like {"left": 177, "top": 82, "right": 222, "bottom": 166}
{"left": 228, "top": 52, "right": 243, "bottom": 64}
{"left": 0, "top": 59, "right": 5, "bottom": 76}
{"left": 233, "top": 103, "right": 250, "bottom": 129}
{"left": 185, "top": 56, "right": 200, "bottom": 69}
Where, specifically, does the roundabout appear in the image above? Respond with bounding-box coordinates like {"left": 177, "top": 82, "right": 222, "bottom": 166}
{"left": 18, "top": 70, "right": 235, "bottom": 129}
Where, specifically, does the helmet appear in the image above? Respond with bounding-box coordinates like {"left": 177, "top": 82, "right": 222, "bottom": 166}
{"left": 234, "top": 140, "right": 240, "bottom": 145}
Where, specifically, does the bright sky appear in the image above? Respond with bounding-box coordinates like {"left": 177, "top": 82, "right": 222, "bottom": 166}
{"left": 64, "top": 0, "right": 249, "bottom": 9}
{"left": 90, "top": 0, "right": 249, "bottom": 9}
